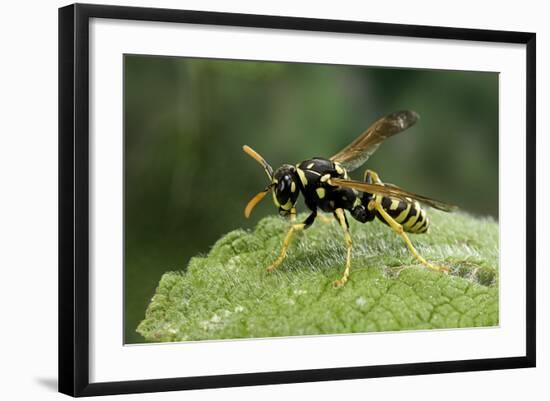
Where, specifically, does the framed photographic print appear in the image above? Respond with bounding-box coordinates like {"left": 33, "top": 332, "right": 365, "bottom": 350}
{"left": 58, "top": 3, "right": 536, "bottom": 397}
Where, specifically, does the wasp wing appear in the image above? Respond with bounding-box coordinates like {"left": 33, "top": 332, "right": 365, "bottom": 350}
{"left": 330, "top": 110, "right": 419, "bottom": 172}
{"left": 329, "top": 178, "right": 457, "bottom": 212}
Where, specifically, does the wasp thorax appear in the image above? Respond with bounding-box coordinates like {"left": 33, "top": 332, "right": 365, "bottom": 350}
{"left": 272, "top": 164, "right": 299, "bottom": 216}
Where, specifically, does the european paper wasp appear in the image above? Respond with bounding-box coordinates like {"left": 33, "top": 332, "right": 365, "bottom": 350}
{"left": 243, "top": 110, "right": 457, "bottom": 287}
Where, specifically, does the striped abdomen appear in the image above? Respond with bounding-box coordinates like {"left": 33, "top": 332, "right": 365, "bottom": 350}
{"left": 376, "top": 195, "right": 429, "bottom": 234}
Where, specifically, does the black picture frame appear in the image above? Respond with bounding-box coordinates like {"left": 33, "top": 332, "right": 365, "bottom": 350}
{"left": 59, "top": 3, "right": 536, "bottom": 397}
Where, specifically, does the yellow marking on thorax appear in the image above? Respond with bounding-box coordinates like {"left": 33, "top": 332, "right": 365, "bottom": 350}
{"left": 320, "top": 174, "right": 331, "bottom": 182}
{"left": 316, "top": 187, "right": 326, "bottom": 199}
{"left": 307, "top": 162, "right": 315, "bottom": 169}
{"left": 291, "top": 182, "right": 296, "bottom": 193}
{"left": 334, "top": 163, "right": 345, "bottom": 175}
{"left": 296, "top": 167, "right": 308, "bottom": 186}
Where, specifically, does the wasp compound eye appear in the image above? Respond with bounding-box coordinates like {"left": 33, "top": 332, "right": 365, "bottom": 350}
{"left": 276, "top": 175, "right": 290, "bottom": 198}
{"left": 274, "top": 172, "right": 299, "bottom": 212}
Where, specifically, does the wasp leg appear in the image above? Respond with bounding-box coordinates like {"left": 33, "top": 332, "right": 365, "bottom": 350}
{"left": 267, "top": 211, "right": 317, "bottom": 273}
{"left": 364, "top": 169, "right": 382, "bottom": 184}
{"left": 368, "top": 199, "right": 449, "bottom": 273}
{"left": 333, "top": 208, "right": 353, "bottom": 287}
{"left": 290, "top": 207, "right": 297, "bottom": 223}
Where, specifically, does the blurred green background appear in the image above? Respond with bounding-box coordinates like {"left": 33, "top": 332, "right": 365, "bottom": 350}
{"left": 124, "top": 55, "right": 498, "bottom": 344}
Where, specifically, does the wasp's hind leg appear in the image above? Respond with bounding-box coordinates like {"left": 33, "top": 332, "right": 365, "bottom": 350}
{"left": 333, "top": 208, "right": 353, "bottom": 288}
{"left": 267, "top": 210, "right": 317, "bottom": 273}
{"left": 368, "top": 199, "right": 449, "bottom": 273}
{"left": 364, "top": 169, "right": 383, "bottom": 184}
{"left": 344, "top": 169, "right": 379, "bottom": 224}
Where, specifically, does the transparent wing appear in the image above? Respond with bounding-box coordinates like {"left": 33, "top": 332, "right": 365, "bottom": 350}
{"left": 329, "top": 177, "right": 457, "bottom": 212}
{"left": 330, "top": 110, "right": 419, "bottom": 172}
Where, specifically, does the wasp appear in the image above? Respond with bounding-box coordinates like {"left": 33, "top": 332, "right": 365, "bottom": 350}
{"left": 243, "top": 110, "right": 457, "bottom": 287}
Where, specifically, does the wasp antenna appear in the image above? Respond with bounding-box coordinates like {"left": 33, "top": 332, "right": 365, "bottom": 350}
{"left": 244, "top": 189, "right": 270, "bottom": 218}
{"left": 243, "top": 145, "right": 274, "bottom": 180}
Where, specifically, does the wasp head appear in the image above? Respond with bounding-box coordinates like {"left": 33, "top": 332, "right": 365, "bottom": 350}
{"left": 242, "top": 145, "right": 302, "bottom": 219}
{"left": 272, "top": 164, "right": 299, "bottom": 217}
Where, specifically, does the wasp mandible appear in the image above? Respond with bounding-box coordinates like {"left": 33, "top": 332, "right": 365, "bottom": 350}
{"left": 243, "top": 110, "right": 457, "bottom": 287}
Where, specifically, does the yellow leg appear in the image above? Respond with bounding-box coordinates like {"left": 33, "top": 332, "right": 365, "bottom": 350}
{"left": 290, "top": 207, "right": 297, "bottom": 223}
{"left": 368, "top": 199, "right": 449, "bottom": 273}
{"left": 364, "top": 169, "right": 382, "bottom": 184}
{"left": 267, "top": 223, "right": 305, "bottom": 272}
{"left": 333, "top": 208, "right": 353, "bottom": 287}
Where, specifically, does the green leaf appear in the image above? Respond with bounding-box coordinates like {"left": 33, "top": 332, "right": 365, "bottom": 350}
{"left": 137, "top": 210, "right": 498, "bottom": 342}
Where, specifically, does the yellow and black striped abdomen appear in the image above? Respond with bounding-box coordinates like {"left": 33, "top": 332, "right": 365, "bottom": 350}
{"left": 376, "top": 195, "right": 430, "bottom": 234}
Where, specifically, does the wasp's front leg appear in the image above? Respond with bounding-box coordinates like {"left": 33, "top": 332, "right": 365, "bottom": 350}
{"left": 289, "top": 207, "right": 297, "bottom": 222}
{"left": 267, "top": 210, "right": 317, "bottom": 273}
